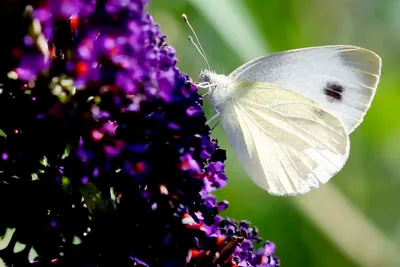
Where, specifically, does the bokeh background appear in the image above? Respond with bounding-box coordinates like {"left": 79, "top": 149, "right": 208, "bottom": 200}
{"left": 148, "top": 0, "right": 400, "bottom": 266}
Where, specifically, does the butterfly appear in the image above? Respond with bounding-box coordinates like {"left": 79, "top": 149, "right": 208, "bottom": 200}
{"left": 183, "top": 15, "right": 382, "bottom": 196}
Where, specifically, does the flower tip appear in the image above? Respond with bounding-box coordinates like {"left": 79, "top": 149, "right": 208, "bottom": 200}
{"left": 182, "top": 14, "right": 188, "bottom": 22}
{"left": 263, "top": 241, "right": 276, "bottom": 255}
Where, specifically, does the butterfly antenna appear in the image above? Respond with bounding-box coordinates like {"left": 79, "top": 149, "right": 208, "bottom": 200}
{"left": 187, "top": 36, "right": 210, "bottom": 69}
{"left": 182, "top": 14, "right": 210, "bottom": 69}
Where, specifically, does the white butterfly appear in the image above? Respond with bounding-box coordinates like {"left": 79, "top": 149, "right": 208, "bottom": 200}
{"left": 183, "top": 16, "right": 382, "bottom": 196}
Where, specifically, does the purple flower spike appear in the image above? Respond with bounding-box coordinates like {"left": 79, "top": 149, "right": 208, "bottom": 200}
{"left": 0, "top": 1, "right": 279, "bottom": 267}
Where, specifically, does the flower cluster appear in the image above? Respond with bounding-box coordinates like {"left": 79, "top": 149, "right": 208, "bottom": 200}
{"left": 0, "top": 0, "right": 279, "bottom": 267}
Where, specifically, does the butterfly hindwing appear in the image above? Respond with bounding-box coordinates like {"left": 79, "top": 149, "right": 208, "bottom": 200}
{"left": 220, "top": 82, "right": 349, "bottom": 196}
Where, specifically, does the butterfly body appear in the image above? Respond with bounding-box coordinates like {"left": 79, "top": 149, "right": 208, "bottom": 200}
{"left": 199, "top": 69, "right": 232, "bottom": 112}
{"left": 199, "top": 45, "right": 382, "bottom": 196}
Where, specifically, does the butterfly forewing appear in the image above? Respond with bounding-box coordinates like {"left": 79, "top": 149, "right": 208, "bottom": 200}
{"left": 228, "top": 45, "right": 381, "bottom": 134}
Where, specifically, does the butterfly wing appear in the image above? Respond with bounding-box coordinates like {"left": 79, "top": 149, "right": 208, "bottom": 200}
{"left": 220, "top": 81, "right": 349, "bottom": 196}
{"left": 228, "top": 45, "right": 382, "bottom": 134}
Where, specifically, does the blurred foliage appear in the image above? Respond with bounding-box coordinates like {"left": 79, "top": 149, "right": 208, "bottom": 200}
{"left": 149, "top": 0, "right": 400, "bottom": 266}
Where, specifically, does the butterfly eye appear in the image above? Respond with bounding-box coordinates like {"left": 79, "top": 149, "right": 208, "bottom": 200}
{"left": 199, "top": 73, "right": 210, "bottom": 83}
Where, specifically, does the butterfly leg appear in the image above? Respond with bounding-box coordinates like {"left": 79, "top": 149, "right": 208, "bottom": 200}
{"left": 196, "top": 83, "right": 218, "bottom": 89}
{"left": 196, "top": 83, "right": 217, "bottom": 97}
{"left": 211, "top": 120, "right": 220, "bottom": 131}
{"left": 196, "top": 82, "right": 210, "bottom": 87}
{"left": 206, "top": 111, "right": 220, "bottom": 125}
{"left": 202, "top": 86, "right": 213, "bottom": 97}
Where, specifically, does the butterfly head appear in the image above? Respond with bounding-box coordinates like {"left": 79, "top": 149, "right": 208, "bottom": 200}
{"left": 199, "top": 69, "right": 229, "bottom": 88}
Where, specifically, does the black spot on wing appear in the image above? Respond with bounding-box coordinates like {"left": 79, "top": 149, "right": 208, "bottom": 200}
{"left": 323, "top": 82, "right": 344, "bottom": 102}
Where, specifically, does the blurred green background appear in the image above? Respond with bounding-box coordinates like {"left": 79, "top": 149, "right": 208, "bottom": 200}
{"left": 149, "top": 0, "right": 400, "bottom": 266}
